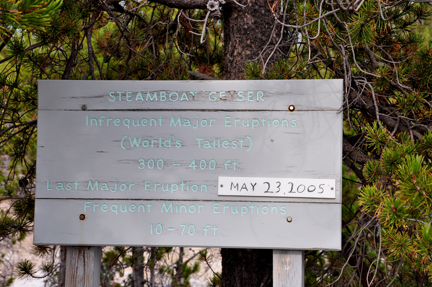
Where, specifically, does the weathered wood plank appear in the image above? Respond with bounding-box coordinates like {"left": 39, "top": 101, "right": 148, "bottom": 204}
{"left": 65, "top": 246, "right": 101, "bottom": 287}
{"left": 38, "top": 80, "right": 343, "bottom": 111}
{"left": 34, "top": 199, "right": 341, "bottom": 249}
{"left": 273, "top": 250, "right": 304, "bottom": 287}
{"left": 36, "top": 110, "right": 342, "bottom": 203}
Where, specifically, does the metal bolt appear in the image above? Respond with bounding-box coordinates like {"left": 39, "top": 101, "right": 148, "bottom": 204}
{"left": 81, "top": 105, "right": 87, "bottom": 111}
{"left": 286, "top": 216, "right": 292, "bottom": 223}
{"left": 79, "top": 214, "right": 86, "bottom": 220}
{"left": 288, "top": 105, "right": 295, "bottom": 112}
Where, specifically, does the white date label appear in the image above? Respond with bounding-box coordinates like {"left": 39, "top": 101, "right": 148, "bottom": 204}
{"left": 218, "top": 177, "right": 336, "bottom": 198}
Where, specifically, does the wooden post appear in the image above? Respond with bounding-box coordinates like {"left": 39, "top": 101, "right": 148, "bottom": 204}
{"left": 273, "top": 250, "right": 304, "bottom": 287}
{"left": 65, "top": 246, "right": 102, "bottom": 287}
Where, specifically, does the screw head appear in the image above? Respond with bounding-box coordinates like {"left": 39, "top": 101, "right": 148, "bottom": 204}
{"left": 79, "top": 214, "right": 86, "bottom": 220}
{"left": 286, "top": 216, "right": 292, "bottom": 223}
{"left": 288, "top": 105, "right": 295, "bottom": 112}
{"left": 81, "top": 105, "right": 87, "bottom": 111}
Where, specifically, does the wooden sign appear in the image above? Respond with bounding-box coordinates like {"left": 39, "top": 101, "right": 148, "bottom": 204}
{"left": 34, "top": 80, "right": 343, "bottom": 250}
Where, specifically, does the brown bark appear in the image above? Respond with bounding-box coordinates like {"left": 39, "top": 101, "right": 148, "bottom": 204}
{"left": 62, "top": 40, "right": 79, "bottom": 80}
{"left": 58, "top": 246, "right": 67, "bottom": 287}
{"left": 132, "top": 247, "right": 144, "bottom": 287}
{"left": 343, "top": 138, "right": 373, "bottom": 165}
{"left": 223, "top": 0, "right": 289, "bottom": 79}
{"left": 146, "top": 0, "right": 207, "bottom": 9}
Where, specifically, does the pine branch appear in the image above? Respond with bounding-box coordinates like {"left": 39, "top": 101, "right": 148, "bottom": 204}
{"left": 187, "top": 71, "right": 221, "bottom": 80}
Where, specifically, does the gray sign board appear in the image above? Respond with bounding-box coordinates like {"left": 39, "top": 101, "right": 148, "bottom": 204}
{"left": 34, "top": 80, "right": 343, "bottom": 250}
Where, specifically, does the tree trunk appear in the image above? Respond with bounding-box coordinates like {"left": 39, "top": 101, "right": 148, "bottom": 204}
{"left": 132, "top": 247, "right": 144, "bottom": 287}
{"left": 149, "top": 247, "right": 157, "bottom": 286}
{"left": 58, "top": 246, "right": 67, "bottom": 287}
{"left": 221, "top": 248, "right": 272, "bottom": 286}
{"left": 223, "top": 0, "right": 289, "bottom": 79}
{"left": 173, "top": 247, "right": 184, "bottom": 286}
{"left": 221, "top": 0, "right": 284, "bottom": 285}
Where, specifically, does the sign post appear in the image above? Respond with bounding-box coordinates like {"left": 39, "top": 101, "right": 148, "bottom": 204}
{"left": 35, "top": 80, "right": 342, "bottom": 285}
{"left": 274, "top": 250, "right": 304, "bottom": 286}
{"left": 65, "top": 246, "right": 101, "bottom": 287}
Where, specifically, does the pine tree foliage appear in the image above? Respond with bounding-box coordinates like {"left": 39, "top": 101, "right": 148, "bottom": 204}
{"left": 98, "top": 246, "right": 205, "bottom": 286}
{"left": 241, "top": 0, "right": 432, "bottom": 285}
{"left": 359, "top": 127, "right": 432, "bottom": 279}
{"left": 1, "top": 0, "right": 432, "bottom": 286}
{"left": 0, "top": 0, "right": 62, "bottom": 34}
